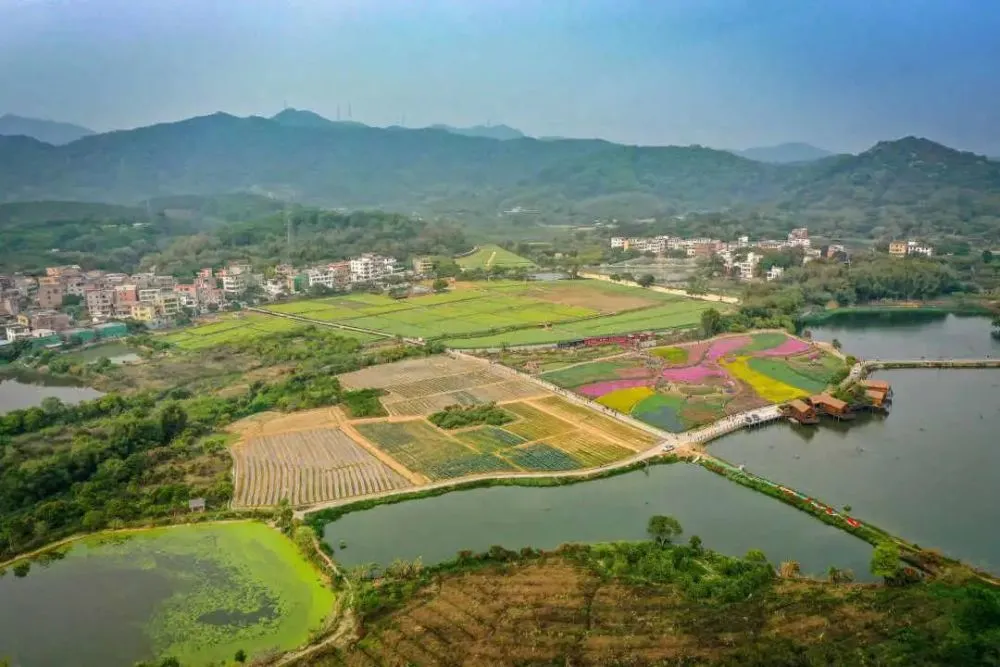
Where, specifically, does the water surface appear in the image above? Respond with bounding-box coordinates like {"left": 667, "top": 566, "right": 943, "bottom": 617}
{"left": 324, "top": 463, "right": 873, "bottom": 578}
{"left": 710, "top": 369, "right": 1000, "bottom": 572}
{"left": 0, "top": 368, "right": 103, "bottom": 413}
{"left": 808, "top": 313, "right": 998, "bottom": 360}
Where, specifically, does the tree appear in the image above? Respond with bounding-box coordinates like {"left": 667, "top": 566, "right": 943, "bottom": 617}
{"left": 870, "top": 541, "right": 902, "bottom": 582}
{"left": 637, "top": 274, "right": 656, "bottom": 288}
{"left": 646, "top": 515, "right": 682, "bottom": 546}
{"left": 234, "top": 649, "right": 247, "bottom": 663}
{"left": 275, "top": 498, "right": 294, "bottom": 535}
{"left": 159, "top": 404, "right": 188, "bottom": 443}
{"left": 983, "top": 249, "right": 994, "bottom": 263}
{"left": 831, "top": 338, "right": 843, "bottom": 351}
{"left": 431, "top": 278, "right": 448, "bottom": 293}
{"left": 700, "top": 308, "right": 723, "bottom": 337}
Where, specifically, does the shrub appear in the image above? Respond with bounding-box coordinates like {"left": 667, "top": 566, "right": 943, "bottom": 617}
{"left": 428, "top": 402, "right": 514, "bottom": 429}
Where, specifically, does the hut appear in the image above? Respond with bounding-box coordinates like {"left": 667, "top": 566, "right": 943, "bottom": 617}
{"left": 809, "top": 393, "right": 853, "bottom": 420}
{"left": 188, "top": 498, "right": 206, "bottom": 513}
{"left": 865, "top": 389, "right": 889, "bottom": 409}
{"left": 782, "top": 399, "right": 819, "bottom": 425}
{"left": 860, "top": 379, "right": 893, "bottom": 398}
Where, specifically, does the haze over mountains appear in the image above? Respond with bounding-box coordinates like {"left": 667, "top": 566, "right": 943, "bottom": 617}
{"left": 732, "top": 143, "right": 836, "bottom": 164}
{"left": 0, "top": 110, "right": 998, "bottom": 240}
{"left": 0, "top": 113, "right": 95, "bottom": 145}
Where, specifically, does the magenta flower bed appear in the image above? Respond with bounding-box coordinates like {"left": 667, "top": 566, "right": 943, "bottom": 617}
{"left": 616, "top": 366, "right": 655, "bottom": 379}
{"left": 577, "top": 378, "right": 654, "bottom": 397}
{"left": 705, "top": 336, "right": 752, "bottom": 361}
{"left": 661, "top": 365, "right": 726, "bottom": 382}
{"left": 757, "top": 338, "right": 811, "bottom": 357}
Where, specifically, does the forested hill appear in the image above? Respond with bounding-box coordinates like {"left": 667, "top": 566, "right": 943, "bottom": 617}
{"left": 1, "top": 112, "right": 999, "bottom": 235}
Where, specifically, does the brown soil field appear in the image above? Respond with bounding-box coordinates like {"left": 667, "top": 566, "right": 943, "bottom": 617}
{"left": 292, "top": 559, "right": 924, "bottom": 667}
{"left": 230, "top": 419, "right": 414, "bottom": 506}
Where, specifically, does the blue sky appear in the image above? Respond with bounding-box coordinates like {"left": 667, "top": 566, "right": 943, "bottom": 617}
{"left": 1, "top": 0, "right": 999, "bottom": 153}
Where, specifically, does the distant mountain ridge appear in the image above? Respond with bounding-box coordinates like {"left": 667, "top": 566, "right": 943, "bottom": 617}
{"left": 0, "top": 112, "right": 996, "bottom": 238}
{"left": 733, "top": 142, "right": 835, "bottom": 163}
{"left": 0, "top": 113, "right": 95, "bottom": 145}
{"left": 429, "top": 123, "right": 526, "bottom": 141}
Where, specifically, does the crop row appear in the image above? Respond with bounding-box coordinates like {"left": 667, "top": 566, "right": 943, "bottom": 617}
{"left": 233, "top": 454, "right": 409, "bottom": 507}
{"left": 544, "top": 431, "right": 633, "bottom": 467}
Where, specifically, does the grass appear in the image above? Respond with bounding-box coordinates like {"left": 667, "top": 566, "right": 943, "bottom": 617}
{"left": 456, "top": 244, "right": 536, "bottom": 269}
{"left": 631, "top": 393, "right": 687, "bottom": 433}
{"left": 738, "top": 332, "right": 791, "bottom": 354}
{"left": 0, "top": 522, "right": 334, "bottom": 666}
{"left": 161, "top": 313, "right": 378, "bottom": 350}
{"left": 748, "top": 357, "right": 830, "bottom": 394}
{"left": 540, "top": 360, "right": 645, "bottom": 388}
{"left": 446, "top": 299, "right": 716, "bottom": 348}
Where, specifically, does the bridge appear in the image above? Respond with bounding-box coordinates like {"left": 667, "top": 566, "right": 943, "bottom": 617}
{"left": 842, "top": 358, "right": 1000, "bottom": 388}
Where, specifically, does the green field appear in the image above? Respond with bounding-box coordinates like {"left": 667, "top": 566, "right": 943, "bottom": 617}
{"left": 446, "top": 299, "right": 716, "bottom": 348}
{"left": 261, "top": 280, "right": 707, "bottom": 342}
{"left": 355, "top": 420, "right": 516, "bottom": 480}
{"left": 160, "top": 313, "right": 379, "bottom": 350}
{"left": 456, "top": 244, "right": 536, "bottom": 269}
{"left": 747, "top": 357, "right": 830, "bottom": 394}
{"left": 540, "top": 360, "right": 647, "bottom": 388}
{"left": 0, "top": 522, "right": 334, "bottom": 666}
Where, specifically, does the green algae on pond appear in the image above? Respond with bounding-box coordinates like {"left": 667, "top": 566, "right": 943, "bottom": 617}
{"left": 0, "top": 522, "right": 335, "bottom": 667}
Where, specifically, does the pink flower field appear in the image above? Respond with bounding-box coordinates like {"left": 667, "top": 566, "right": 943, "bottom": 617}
{"left": 577, "top": 378, "right": 654, "bottom": 397}
{"left": 705, "top": 336, "right": 752, "bottom": 361}
{"left": 661, "top": 365, "right": 726, "bottom": 382}
{"left": 757, "top": 338, "right": 811, "bottom": 357}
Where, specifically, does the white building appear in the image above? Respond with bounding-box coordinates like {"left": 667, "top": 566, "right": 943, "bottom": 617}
{"left": 349, "top": 254, "right": 398, "bottom": 283}
{"left": 734, "top": 251, "right": 760, "bottom": 282}
{"left": 766, "top": 265, "right": 785, "bottom": 282}
{"left": 907, "top": 241, "right": 934, "bottom": 257}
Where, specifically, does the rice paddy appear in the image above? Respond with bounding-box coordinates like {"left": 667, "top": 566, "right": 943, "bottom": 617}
{"left": 160, "top": 313, "right": 322, "bottom": 350}
{"left": 533, "top": 332, "right": 846, "bottom": 433}
{"left": 455, "top": 244, "right": 536, "bottom": 269}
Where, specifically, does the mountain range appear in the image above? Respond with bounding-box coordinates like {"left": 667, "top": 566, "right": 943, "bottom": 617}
{"left": 732, "top": 142, "right": 836, "bottom": 164}
{"left": 0, "top": 110, "right": 998, "bottom": 239}
{"left": 0, "top": 113, "right": 95, "bottom": 145}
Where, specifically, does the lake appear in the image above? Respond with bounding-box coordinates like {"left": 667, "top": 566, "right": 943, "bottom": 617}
{"left": 807, "top": 313, "right": 999, "bottom": 360}
{"left": 323, "top": 463, "right": 873, "bottom": 578}
{"left": 70, "top": 342, "right": 141, "bottom": 364}
{"left": 0, "top": 368, "right": 103, "bottom": 413}
{"left": 710, "top": 368, "right": 1000, "bottom": 573}
{"left": 0, "top": 522, "right": 334, "bottom": 667}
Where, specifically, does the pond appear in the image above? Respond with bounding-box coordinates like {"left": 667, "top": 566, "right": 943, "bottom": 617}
{"left": 710, "top": 368, "right": 1000, "bottom": 573}
{"left": 0, "top": 367, "right": 103, "bottom": 413}
{"left": 69, "top": 342, "right": 141, "bottom": 364}
{"left": 807, "top": 313, "right": 998, "bottom": 360}
{"left": 322, "top": 463, "right": 873, "bottom": 578}
{"left": 0, "top": 522, "right": 334, "bottom": 667}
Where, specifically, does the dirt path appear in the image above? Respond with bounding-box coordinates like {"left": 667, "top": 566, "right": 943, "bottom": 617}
{"left": 485, "top": 250, "right": 497, "bottom": 268}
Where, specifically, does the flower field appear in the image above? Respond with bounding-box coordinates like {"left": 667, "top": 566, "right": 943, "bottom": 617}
{"left": 534, "top": 332, "right": 846, "bottom": 433}
{"left": 231, "top": 427, "right": 412, "bottom": 507}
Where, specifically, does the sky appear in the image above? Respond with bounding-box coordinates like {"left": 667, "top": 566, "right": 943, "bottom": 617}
{"left": 1, "top": 0, "right": 999, "bottom": 154}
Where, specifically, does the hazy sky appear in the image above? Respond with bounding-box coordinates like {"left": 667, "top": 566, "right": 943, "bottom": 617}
{"left": 2, "top": 0, "right": 999, "bottom": 153}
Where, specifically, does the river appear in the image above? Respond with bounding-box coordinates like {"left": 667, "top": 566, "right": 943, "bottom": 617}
{"left": 323, "top": 463, "right": 874, "bottom": 578}
{"left": 0, "top": 367, "right": 103, "bottom": 413}
{"left": 712, "top": 315, "right": 1000, "bottom": 572}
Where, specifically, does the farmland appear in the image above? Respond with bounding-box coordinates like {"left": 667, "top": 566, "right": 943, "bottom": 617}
{"left": 455, "top": 243, "right": 536, "bottom": 269}
{"left": 531, "top": 333, "right": 847, "bottom": 433}
{"left": 229, "top": 408, "right": 414, "bottom": 507}
{"left": 338, "top": 355, "right": 544, "bottom": 416}
{"left": 260, "top": 279, "right": 712, "bottom": 344}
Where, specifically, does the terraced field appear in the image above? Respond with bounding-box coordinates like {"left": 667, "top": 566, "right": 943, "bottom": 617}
{"left": 232, "top": 427, "right": 411, "bottom": 507}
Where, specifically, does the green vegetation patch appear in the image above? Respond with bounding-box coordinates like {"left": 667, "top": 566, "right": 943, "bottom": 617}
{"left": 738, "top": 332, "right": 791, "bottom": 354}
{"left": 428, "top": 402, "right": 514, "bottom": 429}
{"left": 0, "top": 522, "right": 333, "bottom": 666}
{"left": 747, "top": 357, "right": 829, "bottom": 394}
{"left": 650, "top": 346, "right": 688, "bottom": 363}
{"left": 454, "top": 426, "right": 527, "bottom": 453}
{"left": 632, "top": 393, "right": 686, "bottom": 433}
{"left": 540, "top": 360, "right": 646, "bottom": 388}
{"left": 504, "top": 443, "right": 582, "bottom": 471}
{"left": 456, "top": 244, "right": 536, "bottom": 269}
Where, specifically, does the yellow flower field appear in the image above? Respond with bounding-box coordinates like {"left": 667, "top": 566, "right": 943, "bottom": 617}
{"left": 722, "top": 356, "right": 808, "bottom": 403}
{"left": 596, "top": 386, "right": 656, "bottom": 412}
